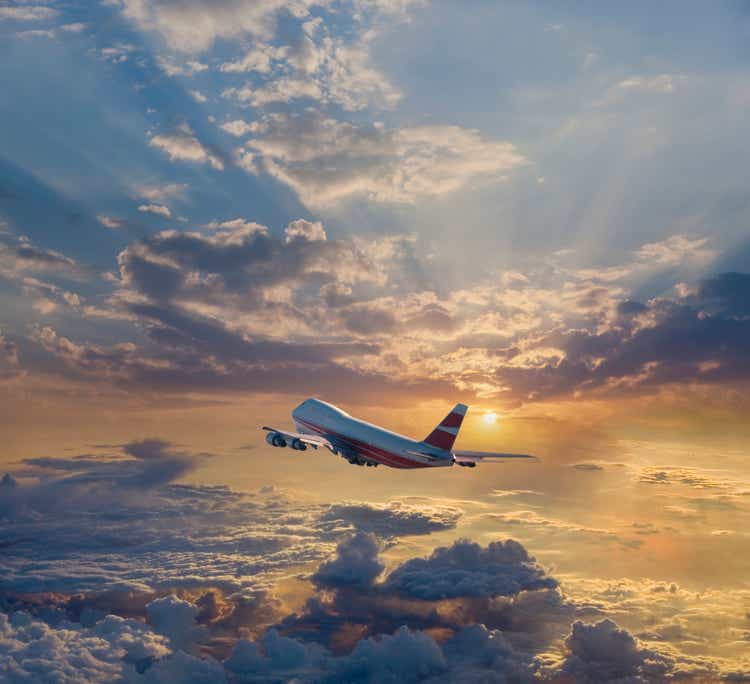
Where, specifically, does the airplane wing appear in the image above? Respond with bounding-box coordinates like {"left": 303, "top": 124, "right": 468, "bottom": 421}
{"left": 452, "top": 450, "right": 537, "bottom": 465}
{"left": 262, "top": 426, "right": 335, "bottom": 451}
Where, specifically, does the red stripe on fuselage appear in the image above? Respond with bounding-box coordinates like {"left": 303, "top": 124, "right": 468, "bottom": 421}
{"left": 295, "top": 417, "right": 433, "bottom": 469}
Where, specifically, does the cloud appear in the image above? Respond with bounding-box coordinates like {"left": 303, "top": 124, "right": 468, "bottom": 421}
{"left": 97, "top": 215, "right": 125, "bottom": 229}
{"left": 146, "top": 595, "right": 207, "bottom": 651}
{"left": 1, "top": 521, "right": 740, "bottom": 681}
{"left": 383, "top": 538, "right": 557, "bottom": 600}
{"left": 318, "top": 500, "right": 462, "bottom": 538}
{"left": 115, "top": 0, "right": 323, "bottom": 52}
{"left": 238, "top": 112, "right": 526, "bottom": 208}
{"left": 0, "top": 6, "right": 57, "bottom": 21}
{"left": 219, "top": 120, "right": 261, "bottom": 137}
{"left": 189, "top": 89, "right": 208, "bottom": 103}
{"left": 149, "top": 124, "right": 224, "bottom": 170}
{"left": 617, "top": 73, "right": 683, "bottom": 93}
{"left": 0, "top": 236, "right": 80, "bottom": 278}
{"left": 311, "top": 532, "right": 384, "bottom": 590}
{"left": 0, "top": 611, "right": 170, "bottom": 682}
{"left": 138, "top": 203, "right": 172, "bottom": 218}
{"left": 135, "top": 183, "right": 188, "bottom": 203}
{"left": 280, "top": 535, "right": 570, "bottom": 657}
{"left": 327, "top": 625, "right": 447, "bottom": 682}
{"left": 22, "top": 219, "right": 461, "bottom": 402}
{"left": 155, "top": 56, "right": 208, "bottom": 77}
{"left": 221, "top": 32, "right": 401, "bottom": 112}
{"left": 0, "top": 334, "right": 23, "bottom": 381}
{"left": 493, "top": 268, "right": 750, "bottom": 402}
{"left": 284, "top": 218, "right": 326, "bottom": 244}
{"left": 560, "top": 618, "right": 716, "bottom": 682}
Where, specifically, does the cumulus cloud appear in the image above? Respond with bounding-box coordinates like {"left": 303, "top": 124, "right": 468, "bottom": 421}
{"left": 237, "top": 112, "right": 526, "bottom": 208}
{"left": 279, "top": 534, "right": 570, "bottom": 657}
{"left": 138, "top": 203, "right": 172, "bottom": 217}
{"left": 1, "top": 522, "right": 739, "bottom": 682}
{"left": 284, "top": 218, "right": 326, "bottom": 244}
{"left": 559, "top": 618, "right": 715, "bottom": 682}
{"left": 97, "top": 214, "right": 125, "bottom": 229}
{"left": 0, "top": 611, "right": 170, "bottom": 682}
{"left": 146, "top": 595, "right": 207, "bottom": 651}
{"left": 383, "top": 538, "right": 557, "bottom": 600}
{"left": 149, "top": 124, "right": 224, "bottom": 170}
{"left": 311, "top": 532, "right": 384, "bottom": 590}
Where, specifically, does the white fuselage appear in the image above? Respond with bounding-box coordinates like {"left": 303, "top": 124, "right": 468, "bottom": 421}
{"left": 291, "top": 399, "right": 453, "bottom": 469}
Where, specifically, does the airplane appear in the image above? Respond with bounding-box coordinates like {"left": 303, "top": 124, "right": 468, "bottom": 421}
{"left": 262, "top": 398, "right": 535, "bottom": 469}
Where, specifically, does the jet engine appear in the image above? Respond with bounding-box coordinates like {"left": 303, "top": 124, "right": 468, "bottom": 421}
{"left": 266, "top": 432, "right": 287, "bottom": 447}
{"left": 290, "top": 439, "right": 307, "bottom": 451}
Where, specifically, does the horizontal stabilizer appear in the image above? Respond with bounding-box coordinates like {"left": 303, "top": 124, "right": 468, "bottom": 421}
{"left": 453, "top": 450, "right": 537, "bottom": 464}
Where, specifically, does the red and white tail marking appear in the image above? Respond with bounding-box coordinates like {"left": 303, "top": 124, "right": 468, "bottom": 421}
{"left": 422, "top": 403, "right": 467, "bottom": 451}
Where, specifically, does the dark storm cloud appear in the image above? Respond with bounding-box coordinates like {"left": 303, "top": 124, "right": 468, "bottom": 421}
{"left": 496, "top": 271, "right": 750, "bottom": 401}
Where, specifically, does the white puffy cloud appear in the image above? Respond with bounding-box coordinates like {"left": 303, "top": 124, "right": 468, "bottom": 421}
{"left": 189, "top": 89, "right": 208, "bottom": 103}
{"left": 138, "top": 203, "right": 172, "bottom": 217}
{"left": 0, "top": 611, "right": 168, "bottom": 682}
{"left": 284, "top": 218, "right": 326, "bottom": 244}
{"left": 149, "top": 124, "right": 224, "bottom": 170}
{"left": 238, "top": 112, "right": 526, "bottom": 208}
{"left": 97, "top": 214, "right": 125, "bottom": 229}
{"left": 146, "top": 595, "right": 207, "bottom": 651}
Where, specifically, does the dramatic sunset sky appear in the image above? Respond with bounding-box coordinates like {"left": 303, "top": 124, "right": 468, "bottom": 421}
{"left": 1, "top": 1, "right": 750, "bottom": 681}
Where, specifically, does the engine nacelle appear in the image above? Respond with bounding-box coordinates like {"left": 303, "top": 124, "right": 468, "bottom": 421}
{"left": 290, "top": 439, "right": 307, "bottom": 451}
{"left": 266, "top": 432, "right": 287, "bottom": 447}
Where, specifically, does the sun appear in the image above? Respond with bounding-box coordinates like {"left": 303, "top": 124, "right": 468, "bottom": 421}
{"left": 482, "top": 411, "right": 498, "bottom": 425}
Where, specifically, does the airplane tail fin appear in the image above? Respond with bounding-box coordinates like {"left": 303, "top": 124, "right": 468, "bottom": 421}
{"left": 422, "top": 404, "right": 467, "bottom": 451}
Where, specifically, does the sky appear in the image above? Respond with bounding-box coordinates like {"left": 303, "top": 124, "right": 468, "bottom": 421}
{"left": 1, "top": 0, "right": 750, "bottom": 681}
